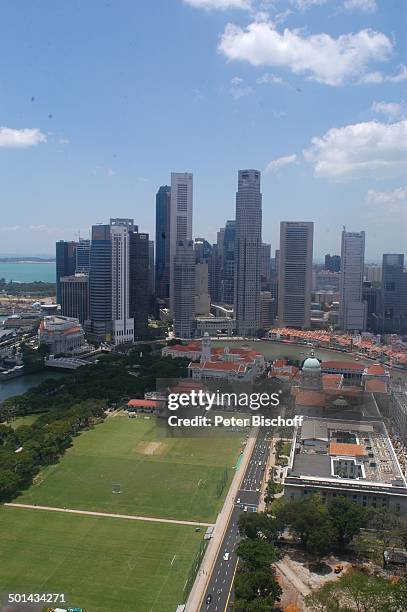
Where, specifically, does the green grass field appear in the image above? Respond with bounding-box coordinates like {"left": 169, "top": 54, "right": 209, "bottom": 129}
{"left": 0, "top": 505, "right": 202, "bottom": 612}
{"left": 19, "top": 416, "right": 244, "bottom": 522}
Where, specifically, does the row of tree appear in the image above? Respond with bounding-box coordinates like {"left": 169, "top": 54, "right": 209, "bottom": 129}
{"left": 235, "top": 512, "right": 282, "bottom": 611}
{"left": 0, "top": 399, "right": 105, "bottom": 502}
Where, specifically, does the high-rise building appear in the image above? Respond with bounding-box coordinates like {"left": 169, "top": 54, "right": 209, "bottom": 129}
{"left": 278, "top": 222, "right": 313, "bottom": 329}
{"left": 60, "top": 273, "right": 89, "bottom": 324}
{"left": 324, "top": 254, "right": 341, "bottom": 272}
{"left": 173, "top": 239, "right": 196, "bottom": 338}
{"left": 260, "top": 291, "right": 274, "bottom": 329}
{"left": 234, "top": 169, "right": 262, "bottom": 337}
{"left": 261, "top": 243, "right": 272, "bottom": 291}
{"left": 148, "top": 240, "right": 155, "bottom": 298}
{"left": 220, "top": 220, "right": 235, "bottom": 305}
{"left": 169, "top": 172, "right": 193, "bottom": 313}
{"left": 75, "top": 238, "right": 91, "bottom": 274}
{"left": 155, "top": 185, "right": 171, "bottom": 301}
{"left": 339, "top": 229, "right": 367, "bottom": 332}
{"left": 129, "top": 231, "right": 150, "bottom": 340}
{"left": 195, "top": 262, "right": 210, "bottom": 316}
{"left": 56, "top": 240, "right": 77, "bottom": 304}
{"left": 87, "top": 224, "right": 112, "bottom": 342}
{"left": 110, "top": 218, "right": 134, "bottom": 345}
{"left": 380, "top": 254, "right": 407, "bottom": 334}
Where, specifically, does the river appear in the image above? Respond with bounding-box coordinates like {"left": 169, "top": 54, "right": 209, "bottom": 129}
{"left": 0, "top": 338, "right": 405, "bottom": 404}
{"left": 0, "top": 370, "right": 64, "bottom": 403}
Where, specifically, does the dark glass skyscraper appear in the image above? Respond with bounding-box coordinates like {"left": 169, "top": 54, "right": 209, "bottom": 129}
{"left": 155, "top": 185, "right": 171, "bottom": 301}
{"left": 220, "top": 220, "right": 235, "bottom": 305}
{"left": 56, "top": 240, "right": 77, "bottom": 304}
{"left": 380, "top": 254, "right": 407, "bottom": 334}
{"left": 76, "top": 238, "right": 91, "bottom": 273}
{"left": 234, "top": 170, "right": 262, "bottom": 336}
{"left": 130, "top": 231, "right": 150, "bottom": 340}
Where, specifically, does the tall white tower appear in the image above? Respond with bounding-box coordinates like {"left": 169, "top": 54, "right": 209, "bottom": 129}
{"left": 169, "top": 172, "right": 193, "bottom": 313}
{"left": 110, "top": 218, "right": 134, "bottom": 345}
{"left": 201, "top": 332, "right": 211, "bottom": 363}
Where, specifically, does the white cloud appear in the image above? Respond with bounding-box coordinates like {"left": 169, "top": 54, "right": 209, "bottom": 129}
{"left": 365, "top": 187, "right": 407, "bottom": 213}
{"left": 230, "top": 76, "right": 253, "bottom": 98}
{"left": 303, "top": 120, "right": 407, "bottom": 180}
{"left": 183, "top": 0, "right": 250, "bottom": 9}
{"left": 371, "top": 101, "right": 405, "bottom": 119}
{"left": 344, "top": 0, "right": 376, "bottom": 12}
{"left": 290, "top": 0, "right": 328, "bottom": 10}
{"left": 361, "top": 65, "right": 407, "bottom": 85}
{"left": 0, "top": 127, "right": 46, "bottom": 148}
{"left": 256, "top": 71, "right": 286, "bottom": 85}
{"left": 264, "top": 153, "right": 297, "bottom": 173}
{"left": 218, "top": 21, "right": 392, "bottom": 86}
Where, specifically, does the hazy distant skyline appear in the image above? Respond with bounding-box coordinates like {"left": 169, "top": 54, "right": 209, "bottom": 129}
{"left": 0, "top": 0, "right": 406, "bottom": 258}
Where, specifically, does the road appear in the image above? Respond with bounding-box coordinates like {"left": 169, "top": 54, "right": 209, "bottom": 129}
{"left": 200, "top": 426, "right": 271, "bottom": 612}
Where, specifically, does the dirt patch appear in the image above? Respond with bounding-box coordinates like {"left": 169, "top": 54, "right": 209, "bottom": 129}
{"left": 137, "top": 441, "right": 165, "bottom": 456}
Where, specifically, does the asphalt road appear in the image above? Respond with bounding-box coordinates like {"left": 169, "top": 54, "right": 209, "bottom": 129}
{"left": 200, "top": 427, "right": 271, "bottom": 612}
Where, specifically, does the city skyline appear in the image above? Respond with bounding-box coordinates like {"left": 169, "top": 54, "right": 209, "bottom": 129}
{"left": 0, "top": 0, "right": 406, "bottom": 258}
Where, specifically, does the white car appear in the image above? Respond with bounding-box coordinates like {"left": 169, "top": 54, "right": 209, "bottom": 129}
{"left": 223, "top": 552, "right": 230, "bottom": 561}
{"left": 243, "top": 506, "right": 248, "bottom": 512}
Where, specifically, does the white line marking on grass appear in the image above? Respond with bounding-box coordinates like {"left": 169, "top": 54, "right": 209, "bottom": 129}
{"left": 5, "top": 503, "right": 215, "bottom": 527}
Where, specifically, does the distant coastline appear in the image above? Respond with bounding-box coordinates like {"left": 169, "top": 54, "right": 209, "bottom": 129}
{"left": 0, "top": 257, "right": 55, "bottom": 263}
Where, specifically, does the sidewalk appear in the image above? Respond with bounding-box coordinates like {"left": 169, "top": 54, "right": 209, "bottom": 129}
{"left": 185, "top": 428, "right": 258, "bottom": 612}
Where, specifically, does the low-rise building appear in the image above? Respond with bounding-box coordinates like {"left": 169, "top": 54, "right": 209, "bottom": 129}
{"left": 38, "top": 315, "right": 86, "bottom": 354}
{"left": 285, "top": 417, "right": 407, "bottom": 512}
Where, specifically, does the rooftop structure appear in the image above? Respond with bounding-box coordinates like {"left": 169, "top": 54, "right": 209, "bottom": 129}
{"left": 285, "top": 416, "right": 407, "bottom": 512}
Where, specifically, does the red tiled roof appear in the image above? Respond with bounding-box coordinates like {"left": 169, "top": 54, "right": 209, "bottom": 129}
{"left": 365, "top": 379, "right": 387, "bottom": 393}
{"left": 322, "top": 374, "right": 342, "bottom": 389}
{"left": 366, "top": 364, "right": 386, "bottom": 375}
{"left": 189, "top": 360, "right": 246, "bottom": 372}
{"left": 329, "top": 442, "right": 366, "bottom": 457}
{"left": 127, "top": 399, "right": 163, "bottom": 408}
{"left": 295, "top": 390, "right": 326, "bottom": 407}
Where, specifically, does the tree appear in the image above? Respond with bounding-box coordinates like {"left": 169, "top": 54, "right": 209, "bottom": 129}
{"left": 238, "top": 511, "right": 281, "bottom": 542}
{"left": 277, "top": 494, "right": 337, "bottom": 554}
{"left": 328, "top": 497, "right": 367, "bottom": 549}
{"left": 305, "top": 570, "right": 407, "bottom": 612}
{"left": 236, "top": 539, "right": 278, "bottom": 571}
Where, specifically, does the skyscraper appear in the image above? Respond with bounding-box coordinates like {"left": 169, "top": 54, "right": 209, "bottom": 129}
{"left": 60, "top": 273, "right": 89, "bottom": 324}
{"left": 278, "top": 222, "right": 314, "bottom": 329}
{"left": 110, "top": 218, "right": 134, "bottom": 345}
{"left": 173, "top": 239, "right": 196, "bottom": 338}
{"left": 169, "top": 172, "right": 193, "bottom": 313}
{"left": 87, "top": 224, "right": 112, "bottom": 342}
{"left": 56, "top": 240, "right": 77, "bottom": 304}
{"left": 234, "top": 169, "right": 262, "bottom": 337}
{"left": 75, "top": 238, "right": 91, "bottom": 273}
{"left": 261, "top": 242, "right": 272, "bottom": 291}
{"left": 218, "top": 220, "right": 235, "bottom": 305}
{"left": 380, "top": 254, "right": 407, "bottom": 334}
{"left": 155, "top": 185, "right": 171, "bottom": 301}
{"left": 129, "top": 231, "right": 150, "bottom": 340}
{"left": 339, "top": 229, "right": 366, "bottom": 332}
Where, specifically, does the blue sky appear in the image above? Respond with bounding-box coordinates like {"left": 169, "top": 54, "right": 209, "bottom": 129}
{"left": 0, "top": 0, "right": 406, "bottom": 259}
